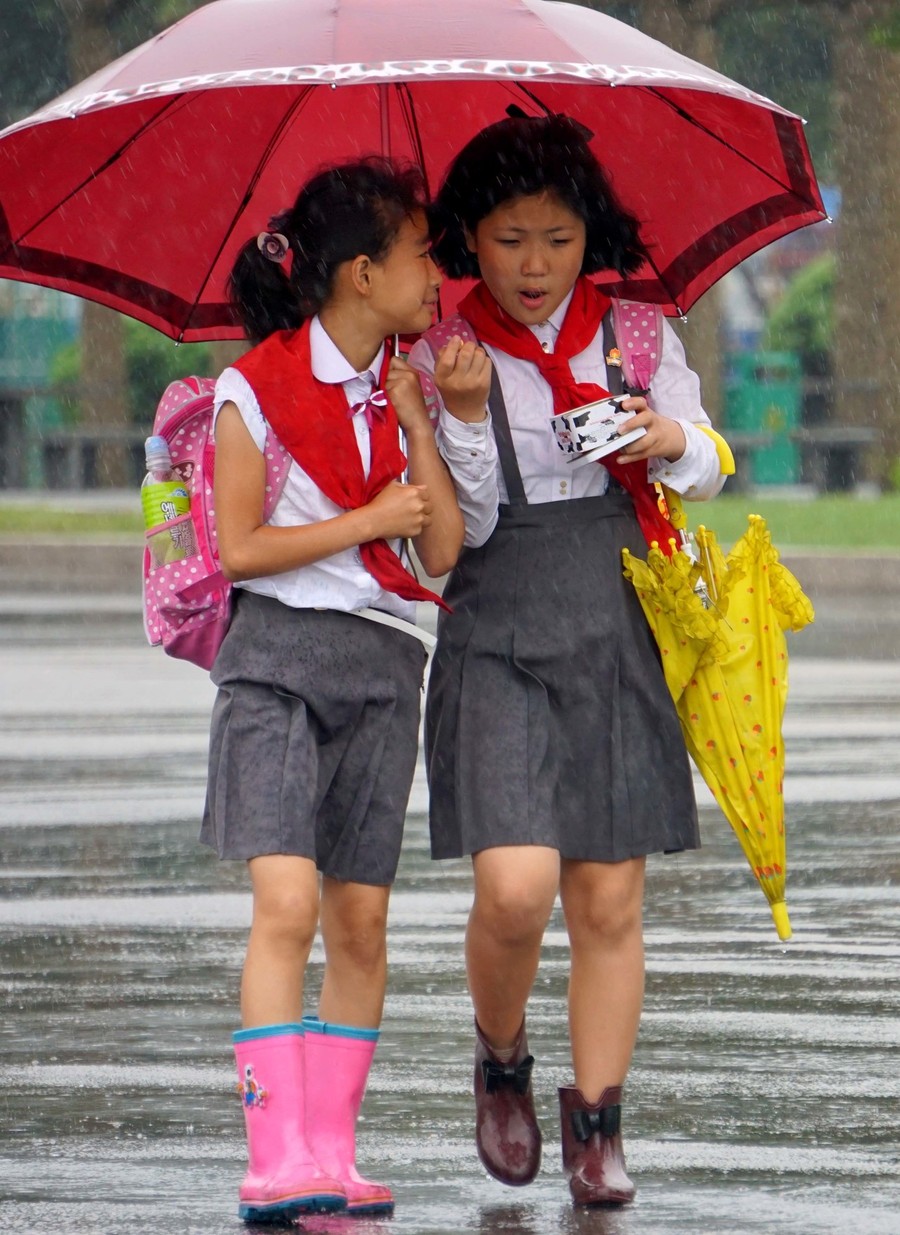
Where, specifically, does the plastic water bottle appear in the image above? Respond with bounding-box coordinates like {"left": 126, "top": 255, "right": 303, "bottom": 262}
{"left": 141, "top": 435, "right": 197, "bottom": 567}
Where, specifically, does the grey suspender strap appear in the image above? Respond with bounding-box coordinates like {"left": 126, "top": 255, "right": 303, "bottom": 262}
{"left": 602, "top": 309, "right": 625, "bottom": 398}
{"left": 487, "top": 363, "right": 529, "bottom": 506}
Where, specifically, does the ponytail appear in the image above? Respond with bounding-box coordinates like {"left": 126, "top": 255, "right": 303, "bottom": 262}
{"left": 229, "top": 236, "right": 302, "bottom": 343}
{"left": 229, "top": 157, "right": 427, "bottom": 343}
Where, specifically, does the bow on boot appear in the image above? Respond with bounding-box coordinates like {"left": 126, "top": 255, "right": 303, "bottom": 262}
{"left": 473, "top": 1020, "right": 542, "bottom": 1186}
{"left": 481, "top": 1055, "right": 535, "bottom": 1096}
{"left": 558, "top": 1085, "right": 635, "bottom": 1208}
{"left": 570, "top": 1104, "right": 621, "bottom": 1141}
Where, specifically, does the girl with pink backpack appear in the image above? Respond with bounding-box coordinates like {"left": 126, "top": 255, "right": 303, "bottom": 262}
{"left": 201, "top": 158, "right": 462, "bottom": 1223}
{"left": 409, "top": 113, "right": 729, "bottom": 1208}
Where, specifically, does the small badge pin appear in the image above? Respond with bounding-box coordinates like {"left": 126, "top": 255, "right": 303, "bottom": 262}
{"left": 605, "top": 347, "right": 623, "bottom": 368}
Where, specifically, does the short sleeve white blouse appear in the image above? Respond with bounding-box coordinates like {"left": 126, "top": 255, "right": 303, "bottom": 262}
{"left": 213, "top": 317, "right": 415, "bottom": 622}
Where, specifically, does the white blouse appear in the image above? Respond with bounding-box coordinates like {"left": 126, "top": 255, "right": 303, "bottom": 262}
{"left": 408, "top": 291, "right": 725, "bottom": 548}
{"left": 214, "top": 316, "right": 415, "bottom": 622}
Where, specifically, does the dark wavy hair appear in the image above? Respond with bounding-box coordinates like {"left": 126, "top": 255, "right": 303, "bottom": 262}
{"left": 430, "top": 115, "right": 648, "bottom": 279}
{"left": 229, "top": 157, "right": 428, "bottom": 342}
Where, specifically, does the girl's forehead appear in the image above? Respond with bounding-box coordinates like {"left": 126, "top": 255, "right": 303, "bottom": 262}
{"left": 483, "top": 192, "right": 583, "bottom": 229}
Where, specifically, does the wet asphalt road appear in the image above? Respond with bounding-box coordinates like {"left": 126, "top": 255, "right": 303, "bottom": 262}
{"left": 0, "top": 601, "right": 898, "bottom": 1235}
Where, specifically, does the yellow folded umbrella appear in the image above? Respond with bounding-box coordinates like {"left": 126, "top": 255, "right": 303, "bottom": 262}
{"left": 623, "top": 496, "right": 814, "bottom": 940}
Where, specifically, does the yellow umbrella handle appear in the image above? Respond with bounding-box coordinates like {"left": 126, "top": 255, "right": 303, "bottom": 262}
{"left": 697, "top": 425, "right": 736, "bottom": 475}
{"left": 659, "top": 484, "right": 688, "bottom": 532}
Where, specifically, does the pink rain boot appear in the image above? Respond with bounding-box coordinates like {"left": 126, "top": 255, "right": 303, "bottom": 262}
{"left": 303, "top": 1017, "right": 395, "bottom": 1215}
{"left": 233, "top": 1024, "right": 346, "bottom": 1223}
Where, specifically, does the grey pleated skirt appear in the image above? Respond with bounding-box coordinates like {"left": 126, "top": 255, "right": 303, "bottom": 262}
{"left": 425, "top": 489, "right": 700, "bottom": 862}
{"left": 201, "top": 591, "right": 427, "bottom": 885}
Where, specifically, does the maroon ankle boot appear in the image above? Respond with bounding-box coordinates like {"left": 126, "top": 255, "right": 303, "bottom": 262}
{"left": 558, "top": 1084, "right": 635, "bottom": 1207}
{"left": 473, "top": 1019, "right": 542, "bottom": 1186}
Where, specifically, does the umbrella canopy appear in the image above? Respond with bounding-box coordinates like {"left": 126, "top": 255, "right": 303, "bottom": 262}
{"left": 623, "top": 510, "right": 814, "bottom": 941}
{"left": 0, "top": 0, "right": 825, "bottom": 341}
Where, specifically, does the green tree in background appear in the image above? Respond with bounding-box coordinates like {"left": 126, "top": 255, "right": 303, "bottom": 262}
{"left": 0, "top": 0, "right": 200, "bottom": 130}
{"left": 51, "top": 321, "right": 211, "bottom": 427}
{"left": 765, "top": 255, "right": 834, "bottom": 374}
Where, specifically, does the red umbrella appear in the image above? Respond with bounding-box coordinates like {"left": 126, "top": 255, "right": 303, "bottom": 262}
{"left": 0, "top": 0, "right": 825, "bottom": 341}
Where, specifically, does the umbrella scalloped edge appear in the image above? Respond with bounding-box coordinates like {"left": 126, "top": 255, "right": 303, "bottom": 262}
{"left": 728, "top": 515, "right": 815, "bottom": 633}
{"left": 622, "top": 544, "right": 727, "bottom": 652}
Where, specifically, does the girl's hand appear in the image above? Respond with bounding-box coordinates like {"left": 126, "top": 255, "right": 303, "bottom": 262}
{"left": 362, "top": 480, "right": 432, "bottom": 542}
{"left": 385, "top": 356, "right": 430, "bottom": 433}
{"left": 614, "top": 396, "right": 686, "bottom": 464}
{"left": 434, "top": 336, "right": 491, "bottom": 423}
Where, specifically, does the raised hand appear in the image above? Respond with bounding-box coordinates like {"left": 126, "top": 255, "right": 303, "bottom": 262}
{"left": 613, "top": 396, "right": 686, "bottom": 464}
{"left": 434, "top": 335, "right": 492, "bottom": 423}
{"left": 385, "top": 356, "right": 431, "bottom": 433}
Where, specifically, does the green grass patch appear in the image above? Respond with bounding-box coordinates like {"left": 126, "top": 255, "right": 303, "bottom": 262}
{"left": 689, "top": 493, "right": 900, "bottom": 552}
{"left": 0, "top": 506, "right": 143, "bottom": 536}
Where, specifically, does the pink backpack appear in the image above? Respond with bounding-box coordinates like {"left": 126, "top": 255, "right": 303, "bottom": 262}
{"left": 418, "top": 298, "right": 664, "bottom": 402}
{"left": 142, "top": 376, "right": 290, "bottom": 671}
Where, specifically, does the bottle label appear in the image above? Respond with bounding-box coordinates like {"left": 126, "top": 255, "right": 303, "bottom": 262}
{"left": 142, "top": 481, "right": 191, "bottom": 531}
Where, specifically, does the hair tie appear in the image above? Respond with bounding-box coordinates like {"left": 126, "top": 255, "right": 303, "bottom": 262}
{"left": 257, "top": 232, "right": 290, "bottom": 264}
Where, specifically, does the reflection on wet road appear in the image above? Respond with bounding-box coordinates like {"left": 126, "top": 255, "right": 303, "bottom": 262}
{"left": 0, "top": 612, "right": 898, "bottom": 1234}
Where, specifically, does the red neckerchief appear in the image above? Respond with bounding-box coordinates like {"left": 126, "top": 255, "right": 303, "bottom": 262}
{"left": 458, "top": 277, "right": 675, "bottom": 553}
{"left": 233, "top": 321, "right": 448, "bottom": 609}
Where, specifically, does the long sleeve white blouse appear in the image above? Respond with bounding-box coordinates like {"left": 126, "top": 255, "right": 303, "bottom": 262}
{"left": 409, "top": 293, "right": 725, "bottom": 548}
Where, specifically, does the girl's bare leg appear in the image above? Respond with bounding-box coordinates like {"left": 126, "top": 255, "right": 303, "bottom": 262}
{"left": 559, "top": 856, "right": 646, "bottom": 1102}
{"left": 241, "top": 854, "right": 320, "bottom": 1027}
{"left": 318, "top": 877, "right": 392, "bottom": 1029}
{"left": 465, "top": 845, "right": 560, "bottom": 1047}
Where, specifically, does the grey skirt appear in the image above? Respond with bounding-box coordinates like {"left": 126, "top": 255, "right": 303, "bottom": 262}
{"left": 425, "top": 490, "right": 700, "bottom": 862}
{"left": 201, "top": 592, "right": 427, "bottom": 885}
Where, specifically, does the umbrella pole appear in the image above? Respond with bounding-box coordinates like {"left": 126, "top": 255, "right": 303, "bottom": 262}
{"left": 392, "top": 334, "right": 408, "bottom": 483}
{"left": 380, "top": 84, "right": 392, "bottom": 158}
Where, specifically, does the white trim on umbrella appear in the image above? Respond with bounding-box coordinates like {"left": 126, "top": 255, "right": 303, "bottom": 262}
{"left": 2, "top": 59, "right": 793, "bottom": 138}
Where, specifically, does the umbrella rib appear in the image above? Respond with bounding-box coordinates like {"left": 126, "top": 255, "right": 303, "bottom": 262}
{"left": 511, "top": 82, "right": 555, "bottom": 117}
{"left": 176, "top": 85, "right": 316, "bottom": 340}
{"left": 643, "top": 87, "right": 822, "bottom": 209}
{"left": 634, "top": 245, "right": 686, "bottom": 318}
{"left": 396, "top": 84, "right": 430, "bottom": 193}
{"left": 3, "top": 95, "right": 191, "bottom": 256}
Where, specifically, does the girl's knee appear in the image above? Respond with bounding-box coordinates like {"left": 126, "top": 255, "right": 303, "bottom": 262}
{"left": 327, "top": 919, "right": 387, "bottom": 974}
{"left": 568, "top": 897, "right": 642, "bottom": 949}
{"left": 321, "top": 885, "right": 390, "bottom": 974}
{"left": 472, "top": 872, "right": 557, "bottom": 947}
{"left": 252, "top": 886, "right": 318, "bottom": 952}
{"left": 474, "top": 849, "right": 558, "bottom": 943}
{"left": 562, "top": 861, "right": 645, "bottom": 948}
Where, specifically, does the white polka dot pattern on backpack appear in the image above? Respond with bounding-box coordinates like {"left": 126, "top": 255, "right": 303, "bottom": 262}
{"left": 142, "top": 375, "right": 290, "bottom": 670}
{"left": 610, "top": 300, "right": 664, "bottom": 394}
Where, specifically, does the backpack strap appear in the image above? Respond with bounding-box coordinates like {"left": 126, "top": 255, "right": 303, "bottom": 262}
{"left": 422, "top": 314, "right": 530, "bottom": 504}
{"left": 260, "top": 424, "right": 290, "bottom": 519}
{"left": 205, "top": 397, "right": 290, "bottom": 523}
{"left": 608, "top": 299, "right": 664, "bottom": 396}
{"left": 606, "top": 303, "right": 735, "bottom": 476}
{"left": 417, "top": 314, "right": 478, "bottom": 427}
